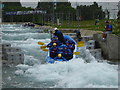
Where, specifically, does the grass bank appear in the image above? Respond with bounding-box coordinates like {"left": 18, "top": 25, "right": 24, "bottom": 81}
{"left": 46, "top": 19, "right": 120, "bottom": 35}
{"left": 34, "top": 19, "right": 119, "bottom": 35}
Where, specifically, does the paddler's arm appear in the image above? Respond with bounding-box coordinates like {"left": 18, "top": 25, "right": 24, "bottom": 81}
{"left": 47, "top": 42, "right": 52, "bottom": 47}
{"left": 62, "top": 57, "right": 68, "bottom": 61}
{"left": 54, "top": 57, "right": 58, "bottom": 61}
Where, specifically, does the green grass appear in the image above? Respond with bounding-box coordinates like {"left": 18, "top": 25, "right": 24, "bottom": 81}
{"left": 36, "top": 19, "right": 120, "bottom": 35}
{"left": 57, "top": 20, "right": 119, "bottom": 35}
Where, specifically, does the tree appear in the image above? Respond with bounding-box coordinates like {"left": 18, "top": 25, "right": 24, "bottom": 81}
{"left": 36, "top": 2, "right": 76, "bottom": 22}
{"left": 77, "top": 2, "right": 105, "bottom": 20}
{"left": 2, "top": 2, "right": 34, "bottom": 22}
{"left": 3, "top": 2, "right": 22, "bottom": 11}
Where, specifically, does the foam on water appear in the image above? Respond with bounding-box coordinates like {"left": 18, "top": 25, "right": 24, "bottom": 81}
{"left": 3, "top": 33, "right": 50, "bottom": 40}
{"left": 2, "top": 24, "right": 118, "bottom": 88}
{"left": 15, "top": 59, "right": 118, "bottom": 88}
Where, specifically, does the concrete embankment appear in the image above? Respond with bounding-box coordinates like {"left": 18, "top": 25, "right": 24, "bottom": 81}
{"left": 2, "top": 43, "right": 24, "bottom": 65}
{"left": 60, "top": 28, "right": 120, "bottom": 62}
{"left": 60, "top": 28, "right": 102, "bottom": 36}
{"left": 93, "top": 34, "right": 120, "bottom": 61}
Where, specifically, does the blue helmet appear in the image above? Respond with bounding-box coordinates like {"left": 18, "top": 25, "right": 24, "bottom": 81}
{"left": 58, "top": 46, "right": 63, "bottom": 50}
{"left": 53, "top": 36, "right": 57, "bottom": 38}
{"left": 64, "top": 45, "right": 68, "bottom": 49}
{"left": 51, "top": 38, "right": 55, "bottom": 41}
{"left": 51, "top": 39, "right": 57, "bottom": 42}
{"left": 61, "top": 44, "right": 66, "bottom": 48}
{"left": 66, "top": 41, "right": 69, "bottom": 43}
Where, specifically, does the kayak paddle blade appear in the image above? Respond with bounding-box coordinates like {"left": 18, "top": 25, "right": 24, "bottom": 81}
{"left": 38, "top": 42, "right": 44, "bottom": 45}
{"left": 74, "top": 52, "right": 80, "bottom": 55}
{"left": 42, "top": 49, "right": 49, "bottom": 52}
{"left": 77, "top": 44, "right": 84, "bottom": 47}
{"left": 77, "top": 41, "right": 84, "bottom": 45}
{"left": 40, "top": 45, "right": 47, "bottom": 49}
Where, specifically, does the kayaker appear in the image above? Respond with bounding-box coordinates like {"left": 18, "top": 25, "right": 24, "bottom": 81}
{"left": 63, "top": 45, "right": 73, "bottom": 60}
{"left": 74, "top": 30, "right": 82, "bottom": 42}
{"left": 67, "top": 44, "right": 75, "bottom": 53}
{"left": 47, "top": 38, "right": 58, "bottom": 47}
{"left": 66, "top": 41, "right": 75, "bottom": 52}
{"left": 50, "top": 43, "right": 58, "bottom": 58}
{"left": 52, "top": 35, "right": 58, "bottom": 39}
{"left": 54, "top": 54, "right": 67, "bottom": 61}
{"left": 54, "top": 29, "right": 66, "bottom": 44}
{"left": 57, "top": 45, "right": 64, "bottom": 56}
{"left": 47, "top": 36, "right": 62, "bottom": 48}
{"left": 65, "top": 39, "right": 75, "bottom": 45}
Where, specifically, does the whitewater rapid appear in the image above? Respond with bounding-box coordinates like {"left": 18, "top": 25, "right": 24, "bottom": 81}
{"left": 2, "top": 24, "right": 118, "bottom": 88}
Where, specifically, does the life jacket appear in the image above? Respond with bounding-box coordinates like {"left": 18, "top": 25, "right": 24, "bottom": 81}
{"left": 50, "top": 47, "right": 57, "bottom": 53}
{"left": 106, "top": 24, "right": 112, "bottom": 31}
{"left": 64, "top": 49, "right": 72, "bottom": 55}
{"left": 64, "top": 50, "right": 68, "bottom": 54}
{"left": 53, "top": 48, "right": 57, "bottom": 51}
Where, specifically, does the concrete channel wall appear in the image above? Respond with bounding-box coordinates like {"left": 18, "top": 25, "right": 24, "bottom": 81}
{"left": 93, "top": 34, "right": 120, "bottom": 61}
{"left": 2, "top": 43, "right": 24, "bottom": 65}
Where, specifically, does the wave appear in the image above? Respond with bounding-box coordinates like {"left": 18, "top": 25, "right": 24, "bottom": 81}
{"left": 15, "top": 59, "right": 118, "bottom": 88}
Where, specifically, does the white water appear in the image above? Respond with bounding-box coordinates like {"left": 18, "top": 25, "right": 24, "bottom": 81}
{"left": 2, "top": 24, "right": 118, "bottom": 88}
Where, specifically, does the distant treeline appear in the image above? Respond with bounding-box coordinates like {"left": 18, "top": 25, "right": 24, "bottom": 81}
{"left": 2, "top": 2, "right": 118, "bottom": 23}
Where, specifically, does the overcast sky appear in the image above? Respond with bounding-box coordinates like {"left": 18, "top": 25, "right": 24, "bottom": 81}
{"left": 20, "top": 0, "right": 120, "bottom": 8}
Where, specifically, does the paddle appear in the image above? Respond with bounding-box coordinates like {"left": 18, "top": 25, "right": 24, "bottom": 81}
{"left": 77, "top": 41, "right": 85, "bottom": 47}
{"left": 41, "top": 48, "right": 80, "bottom": 55}
{"left": 73, "top": 52, "right": 80, "bottom": 55}
{"left": 77, "top": 44, "right": 84, "bottom": 47}
{"left": 38, "top": 41, "right": 81, "bottom": 55}
{"left": 42, "top": 48, "right": 49, "bottom": 52}
{"left": 77, "top": 41, "right": 84, "bottom": 45}
{"left": 38, "top": 42, "right": 45, "bottom": 45}
{"left": 40, "top": 45, "right": 47, "bottom": 49}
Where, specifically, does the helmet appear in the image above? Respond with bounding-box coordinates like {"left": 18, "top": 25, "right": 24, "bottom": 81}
{"left": 66, "top": 41, "right": 69, "bottom": 45}
{"left": 66, "top": 41, "right": 69, "bottom": 43}
{"left": 58, "top": 54, "right": 62, "bottom": 57}
{"left": 52, "top": 38, "right": 55, "bottom": 41}
{"left": 53, "top": 36, "right": 58, "bottom": 39}
{"left": 53, "top": 43, "right": 57, "bottom": 46}
{"left": 61, "top": 44, "right": 66, "bottom": 48}
{"left": 58, "top": 46, "right": 63, "bottom": 50}
{"left": 64, "top": 45, "right": 68, "bottom": 49}
{"left": 54, "top": 28, "right": 58, "bottom": 30}
{"left": 52, "top": 39, "right": 56, "bottom": 42}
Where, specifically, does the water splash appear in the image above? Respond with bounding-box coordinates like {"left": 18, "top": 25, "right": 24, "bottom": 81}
{"left": 2, "top": 24, "right": 118, "bottom": 88}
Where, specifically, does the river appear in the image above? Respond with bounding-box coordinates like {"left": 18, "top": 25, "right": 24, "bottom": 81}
{"left": 1, "top": 24, "right": 118, "bottom": 88}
